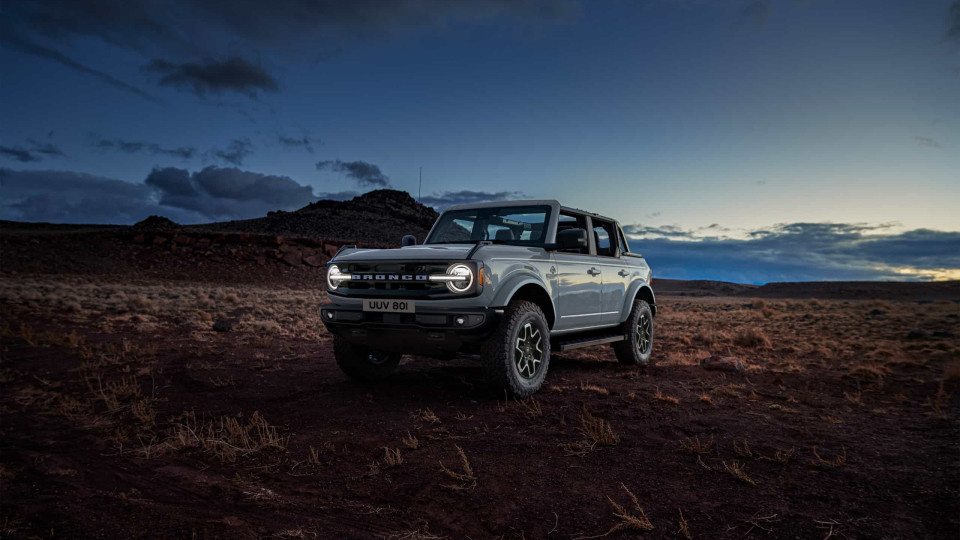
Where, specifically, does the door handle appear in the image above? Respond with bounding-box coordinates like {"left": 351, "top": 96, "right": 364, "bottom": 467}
{"left": 618, "top": 269, "right": 629, "bottom": 277}
{"left": 587, "top": 268, "right": 600, "bottom": 276}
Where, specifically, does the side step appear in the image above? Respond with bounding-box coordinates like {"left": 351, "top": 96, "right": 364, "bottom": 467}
{"left": 556, "top": 333, "right": 625, "bottom": 352}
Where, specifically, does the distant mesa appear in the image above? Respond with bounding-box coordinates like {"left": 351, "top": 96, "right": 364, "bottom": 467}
{"left": 134, "top": 215, "right": 181, "bottom": 230}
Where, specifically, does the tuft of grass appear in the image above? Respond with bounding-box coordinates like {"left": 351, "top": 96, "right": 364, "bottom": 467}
{"left": 678, "top": 435, "right": 714, "bottom": 455}
{"left": 401, "top": 431, "right": 420, "bottom": 450}
{"left": 308, "top": 445, "right": 322, "bottom": 465}
{"left": 733, "top": 327, "right": 771, "bottom": 348}
{"left": 382, "top": 447, "right": 403, "bottom": 467}
{"left": 733, "top": 439, "right": 754, "bottom": 459}
{"left": 579, "top": 406, "right": 620, "bottom": 446}
{"left": 811, "top": 446, "right": 847, "bottom": 468}
{"left": 722, "top": 460, "right": 757, "bottom": 485}
{"left": 586, "top": 483, "right": 655, "bottom": 538}
{"left": 653, "top": 386, "right": 680, "bottom": 404}
{"left": 411, "top": 408, "right": 441, "bottom": 424}
{"left": 439, "top": 445, "right": 477, "bottom": 490}
{"left": 677, "top": 508, "right": 692, "bottom": 539}
{"left": 518, "top": 397, "right": 543, "bottom": 416}
{"left": 763, "top": 447, "right": 795, "bottom": 464}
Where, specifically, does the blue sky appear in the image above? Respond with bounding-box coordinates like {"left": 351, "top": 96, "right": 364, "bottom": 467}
{"left": 1, "top": 0, "right": 958, "bottom": 282}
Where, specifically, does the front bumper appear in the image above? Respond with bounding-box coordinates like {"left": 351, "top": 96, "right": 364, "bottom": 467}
{"left": 320, "top": 304, "right": 501, "bottom": 356}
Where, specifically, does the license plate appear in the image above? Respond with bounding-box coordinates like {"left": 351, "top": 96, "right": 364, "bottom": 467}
{"left": 362, "top": 299, "right": 415, "bottom": 313}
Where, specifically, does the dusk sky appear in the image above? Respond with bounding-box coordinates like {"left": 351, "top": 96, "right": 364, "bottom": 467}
{"left": 1, "top": 0, "right": 958, "bottom": 283}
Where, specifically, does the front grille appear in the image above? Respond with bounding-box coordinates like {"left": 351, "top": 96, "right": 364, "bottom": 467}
{"left": 336, "top": 261, "right": 452, "bottom": 297}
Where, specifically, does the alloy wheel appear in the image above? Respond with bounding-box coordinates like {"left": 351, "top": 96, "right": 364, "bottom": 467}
{"left": 514, "top": 322, "right": 544, "bottom": 379}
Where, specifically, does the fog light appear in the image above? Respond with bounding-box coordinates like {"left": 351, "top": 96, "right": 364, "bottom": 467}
{"left": 455, "top": 316, "right": 466, "bottom": 326}
{"left": 326, "top": 311, "right": 334, "bottom": 320}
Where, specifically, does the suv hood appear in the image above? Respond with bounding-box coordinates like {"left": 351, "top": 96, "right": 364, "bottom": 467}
{"left": 332, "top": 244, "right": 475, "bottom": 262}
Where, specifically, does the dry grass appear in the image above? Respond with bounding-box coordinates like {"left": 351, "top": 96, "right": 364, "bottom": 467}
{"left": 579, "top": 406, "right": 620, "bottom": 446}
{"left": 811, "top": 446, "right": 847, "bottom": 468}
{"left": 763, "top": 447, "right": 795, "bottom": 464}
{"left": 677, "top": 508, "right": 692, "bottom": 539}
{"left": 733, "top": 439, "right": 754, "bottom": 459}
{"left": 0, "top": 276, "right": 326, "bottom": 340}
{"left": 439, "top": 445, "right": 476, "bottom": 490}
{"left": 653, "top": 386, "right": 680, "bottom": 404}
{"left": 733, "top": 327, "right": 771, "bottom": 348}
{"left": 722, "top": 460, "right": 757, "bottom": 485}
{"left": 401, "top": 431, "right": 419, "bottom": 450}
{"left": 678, "top": 435, "right": 714, "bottom": 455}
{"left": 169, "top": 411, "right": 289, "bottom": 462}
{"left": 382, "top": 447, "right": 403, "bottom": 467}
{"left": 411, "top": 408, "right": 441, "bottom": 424}
{"left": 578, "top": 483, "right": 654, "bottom": 538}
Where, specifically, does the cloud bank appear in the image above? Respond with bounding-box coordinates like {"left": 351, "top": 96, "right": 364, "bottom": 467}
{"left": 625, "top": 222, "right": 960, "bottom": 283}
{"left": 0, "top": 166, "right": 353, "bottom": 224}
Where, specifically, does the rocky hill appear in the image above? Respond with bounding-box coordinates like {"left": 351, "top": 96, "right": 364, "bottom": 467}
{"left": 190, "top": 189, "right": 438, "bottom": 246}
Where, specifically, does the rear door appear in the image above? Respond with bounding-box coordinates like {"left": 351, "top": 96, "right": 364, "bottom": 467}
{"left": 593, "top": 218, "right": 630, "bottom": 325}
{"left": 551, "top": 211, "right": 603, "bottom": 331}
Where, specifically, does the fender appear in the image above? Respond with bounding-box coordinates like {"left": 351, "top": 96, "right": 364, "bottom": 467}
{"left": 490, "top": 272, "right": 557, "bottom": 328}
{"left": 621, "top": 281, "right": 656, "bottom": 322}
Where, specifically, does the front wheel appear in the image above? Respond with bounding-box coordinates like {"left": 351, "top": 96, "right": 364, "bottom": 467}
{"left": 333, "top": 335, "right": 402, "bottom": 380}
{"left": 612, "top": 299, "right": 655, "bottom": 365}
{"left": 480, "top": 300, "right": 551, "bottom": 398}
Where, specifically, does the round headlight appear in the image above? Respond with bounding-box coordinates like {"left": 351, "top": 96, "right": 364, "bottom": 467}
{"left": 446, "top": 264, "right": 474, "bottom": 293}
{"left": 327, "top": 264, "right": 345, "bottom": 290}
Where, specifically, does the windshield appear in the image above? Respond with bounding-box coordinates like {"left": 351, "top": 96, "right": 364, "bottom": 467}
{"left": 425, "top": 205, "right": 551, "bottom": 245}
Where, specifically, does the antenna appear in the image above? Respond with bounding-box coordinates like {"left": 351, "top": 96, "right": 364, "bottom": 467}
{"left": 418, "top": 167, "right": 422, "bottom": 205}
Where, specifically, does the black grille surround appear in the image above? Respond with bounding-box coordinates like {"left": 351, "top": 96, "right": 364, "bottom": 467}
{"left": 328, "top": 261, "right": 481, "bottom": 299}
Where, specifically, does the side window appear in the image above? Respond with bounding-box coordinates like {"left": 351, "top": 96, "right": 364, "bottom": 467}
{"left": 557, "top": 212, "right": 589, "bottom": 254}
{"left": 593, "top": 220, "right": 618, "bottom": 257}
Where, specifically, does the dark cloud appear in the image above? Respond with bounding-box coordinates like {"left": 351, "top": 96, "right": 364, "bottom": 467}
{"left": 625, "top": 222, "right": 960, "bottom": 283}
{"left": 144, "top": 57, "right": 279, "bottom": 99}
{"left": 146, "top": 166, "right": 315, "bottom": 219}
{"left": 316, "top": 160, "right": 390, "bottom": 188}
{"left": 1, "top": 166, "right": 321, "bottom": 224}
{"left": 0, "top": 33, "right": 161, "bottom": 103}
{"left": 0, "top": 146, "right": 42, "bottom": 163}
{"left": 0, "top": 168, "right": 196, "bottom": 224}
{"left": 914, "top": 136, "right": 942, "bottom": 148}
{"left": 279, "top": 135, "right": 315, "bottom": 154}
{"left": 948, "top": 1, "right": 960, "bottom": 41}
{"left": 736, "top": 0, "right": 770, "bottom": 29}
{"left": 95, "top": 138, "right": 197, "bottom": 159}
{"left": 26, "top": 139, "right": 64, "bottom": 157}
{"left": 212, "top": 139, "right": 254, "bottom": 166}
{"left": 0, "top": 139, "right": 66, "bottom": 163}
{"left": 420, "top": 190, "right": 526, "bottom": 210}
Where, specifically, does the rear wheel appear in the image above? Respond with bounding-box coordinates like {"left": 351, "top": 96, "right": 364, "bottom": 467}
{"left": 333, "top": 335, "right": 402, "bottom": 380}
{"left": 480, "top": 300, "right": 550, "bottom": 398}
{"left": 613, "top": 299, "right": 655, "bottom": 365}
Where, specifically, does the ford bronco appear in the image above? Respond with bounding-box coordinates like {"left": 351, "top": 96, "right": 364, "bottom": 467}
{"left": 320, "top": 200, "right": 656, "bottom": 397}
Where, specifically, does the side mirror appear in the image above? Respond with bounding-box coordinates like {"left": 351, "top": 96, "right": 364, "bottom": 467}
{"left": 401, "top": 235, "right": 417, "bottom": 247}
{"left": 553, "top": 228, "right": 588, "bottom": 251}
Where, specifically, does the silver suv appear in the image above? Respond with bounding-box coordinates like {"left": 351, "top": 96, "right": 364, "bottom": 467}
{"left": 321, "top": 200, "right": 656, "bottom": 397}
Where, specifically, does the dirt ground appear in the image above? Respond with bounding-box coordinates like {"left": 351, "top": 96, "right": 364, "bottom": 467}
{"left": 1, "top": 271, "right": 958, "bottom": 539}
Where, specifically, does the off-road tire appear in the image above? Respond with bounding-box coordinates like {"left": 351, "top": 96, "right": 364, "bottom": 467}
{"left": 613, "top": 299, "right": 655, "bottom": 365}
{"left": 333, "top": 335, "right": 402, "bottom": 380}
{"left": 480, "top": 300, "right": 551, "bottom": 398}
